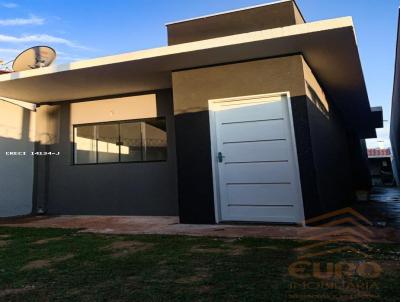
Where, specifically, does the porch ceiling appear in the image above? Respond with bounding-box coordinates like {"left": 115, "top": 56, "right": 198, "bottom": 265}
{"left": 0, "top": 17, "right": 377, "bottom": 137}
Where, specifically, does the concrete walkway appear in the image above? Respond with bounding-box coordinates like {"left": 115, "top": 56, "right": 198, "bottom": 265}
{"left": 0, "top": 215, "right": 398, "bottom": 243}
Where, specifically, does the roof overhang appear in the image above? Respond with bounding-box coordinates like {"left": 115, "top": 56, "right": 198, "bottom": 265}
{"left": 0, "top": 96, "right": 36, "bottom": 111}
{"left": 0, "top": 17, "right": 377, "bottom": 138}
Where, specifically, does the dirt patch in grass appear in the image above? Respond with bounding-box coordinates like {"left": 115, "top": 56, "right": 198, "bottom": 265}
{"left": 175, "top": 275, "right": 204, "bottom": 283}
{"left": 66, "top": 288, "right": 81, "bottom": 296}
{"left": 32, "top": 236, "right": 64, "bottom": 245}
{"left": 53, "top": 253, "right": 74, "bottom": 262}
{"left": 257, "top": 245, "right": 280, "bottom": 250}
{"left": 190, "top": 246, "right": 226, "bottom": 254}
{"left": 190, "top": 244, "right": 248, "bottom": 256}
{"left": 127, "top": 275, "right": 140, "bottom": 283}
{"left": 220, "top": 238, "right": 238, "bottom": 243}
{"left": 0, "top": 285, "right": 35, "bottom": 298}
{"left": 21, "top": 253, "right": 75, "bottom": 271}
{"left": 197, "top": 285, "right": 212, "bottom": 293}
{"left": 0, "top": 234, "right": 10, "bottom": 239}
{"left": 0, "top": 240, "right": 10, "bottom": 247}
{"left": 175, "top": 268, "right": 209, "bottom": 284}
{"left": 93, "top": 279, "right": 117, "bottom": 289}
{"left": 21, "top": 259, "right": 51, "bottom": 271}
{"left": 229, "top": 245, "right": 248, "bottom": 256}
{"left": 102, "top": 240, "right": 154, "bottom": 258}
{"left": 379, "top": 260, "right": 400, "bottom": 272}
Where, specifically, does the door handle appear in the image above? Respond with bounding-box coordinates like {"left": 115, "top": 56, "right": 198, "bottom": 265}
{"left": 217, "top": 152, "right": 225, "bottom": 163}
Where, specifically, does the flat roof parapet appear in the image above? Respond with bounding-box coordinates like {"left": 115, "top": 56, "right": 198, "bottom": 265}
{"left": 166, "top": 0, "right": 305, "bottom": 45}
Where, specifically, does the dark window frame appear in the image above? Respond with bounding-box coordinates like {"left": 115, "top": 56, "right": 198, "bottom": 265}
{"left": 72, "top": 117, "right": 167, "bottom": 165}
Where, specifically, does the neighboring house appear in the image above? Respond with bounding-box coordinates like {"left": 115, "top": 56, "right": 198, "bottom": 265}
{"left": 0, "top": 0, "right": 382, "bottom": 224}
{"left": 391, "top": 8, "right": 400, "bottom": 187}
{"left": 367, "top": 148, "right": 395, "bottom": 186}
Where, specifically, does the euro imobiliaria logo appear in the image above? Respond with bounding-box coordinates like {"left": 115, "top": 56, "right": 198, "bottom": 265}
{"left": 288, "top": 208, "right": 382, "bottom": 300}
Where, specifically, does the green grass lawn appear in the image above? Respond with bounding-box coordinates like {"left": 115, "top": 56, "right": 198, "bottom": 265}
{"left": 0, "top": 227, "right": 399, "bottom": 302}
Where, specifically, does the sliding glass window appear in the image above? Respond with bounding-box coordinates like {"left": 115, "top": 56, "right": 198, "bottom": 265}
{"left": 73, "top": 118, "right": 167, "bottom": 165}
{"left": 97, "top": 123, "right": 119, "bottom": 163}
{"left": 74, "top": 125, "right": 97, "bottom": 164}
{"left": 120, "top": 121, "right": 142, "bottom": 162}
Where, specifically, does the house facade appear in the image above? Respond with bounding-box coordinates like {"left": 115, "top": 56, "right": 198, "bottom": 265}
{"left": 391, "top": 8, "right": 400, "bottom": 186}
{"left": 0, "top": 0, "right": 382, "bottom": 223}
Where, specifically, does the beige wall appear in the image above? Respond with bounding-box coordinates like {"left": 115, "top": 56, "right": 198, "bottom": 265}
{"left": 293, "top": 2, "right": 305, "bottom": 24}
{"left": 172, "top": 55, "right": 306, "bottom": 114}
{"left": 69, "top": 94, "right": 158, "bottom": 141}
{"left": 35, "top": 94, "right": 158, "bottom": 143}
{"left": 70, "top": 94, "right": 157, "bottom": 125}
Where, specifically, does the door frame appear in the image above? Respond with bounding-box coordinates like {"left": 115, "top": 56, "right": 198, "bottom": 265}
{"left": 208, "top": 92, "right": 305, "bottom": 224}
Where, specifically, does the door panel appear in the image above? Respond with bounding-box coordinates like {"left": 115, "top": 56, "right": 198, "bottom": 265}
{"left": 221, "top": 119, "right": 287, "bottom": 142}
{"left": 217, "top": 98, "right": 284, "bottom": 122}
{"left": 211, "top": 94, "right": 303, "bottom": 223}
{"left": 224, "top": 161, "right": 292, "bottom": 183}
{"left": 226, "top": 183, "right": 296, "bottom": 205}
{"left": 223, "top": 140, "right": 291, "bottom": 163}
{"left": 226, "top": 205, "right": 296, "bottom": 222}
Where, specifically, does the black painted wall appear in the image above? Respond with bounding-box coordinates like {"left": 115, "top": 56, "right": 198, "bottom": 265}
{"left": 174, "top": 111, "right": 216, "bottom": 224}
{"left": 347, "top": 133, "right": 372, "bottom": 190}
{"left": 291, "top": 95, "right": 357, "bottom": 221}
{"left": 290, "top": 96, "right": 321, "bottom": 220}
{"left": 35, "top": 90, "right": 179, "bottom": 216}
{"left": 306, "top": 97, "right": 354, "bottom": 213}
{"left": 172, "top": 94, "right": 358, "bottom": 224}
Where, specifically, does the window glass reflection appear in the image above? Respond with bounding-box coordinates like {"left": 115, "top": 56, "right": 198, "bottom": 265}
{"left": 97, "top": 124, "right": 119, "bottom": 163}
{"left": 73, "top": 118, "right": 167, "bottom": 164}
{"left": 74, "top": 125, "right": 96, "bottom": 164}
{"left": 143, "top": 119, "right": 167, "bottom": 161}
{"left": 120, "top": 122, "right": 142, "bottom": 162}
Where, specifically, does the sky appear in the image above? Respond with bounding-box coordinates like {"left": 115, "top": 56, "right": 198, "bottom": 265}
{"left": 0, "top": 0, "right": 398, "bottom": 148}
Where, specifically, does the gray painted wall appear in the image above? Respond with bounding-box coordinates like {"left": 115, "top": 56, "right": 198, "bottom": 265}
{"left": 0, "top": 101, "right": 34, "bottom": 217}
{"left": 35, "top": 90, "right": 179, "bottom": 216}
{"left": 391, "top": 12, "right": 400, "bottom": 186}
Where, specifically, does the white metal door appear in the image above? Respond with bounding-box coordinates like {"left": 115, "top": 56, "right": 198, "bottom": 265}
{"left": 209, "top": 93, "right": 304, "bottom": 223}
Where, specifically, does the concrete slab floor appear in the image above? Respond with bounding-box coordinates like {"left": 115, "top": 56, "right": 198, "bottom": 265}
{"left": 0, "top": 214, "right": 398, "bottom": 243}
{"left": 0, "top": 187, "right": 399, "bottom": 243}
{"left": 353, "top": 186, "right": 400, "bottom": 229}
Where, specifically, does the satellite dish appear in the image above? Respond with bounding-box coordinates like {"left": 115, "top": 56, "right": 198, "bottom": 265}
{"left": 12, "top": 46, "right": 56, "bottom": 72}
